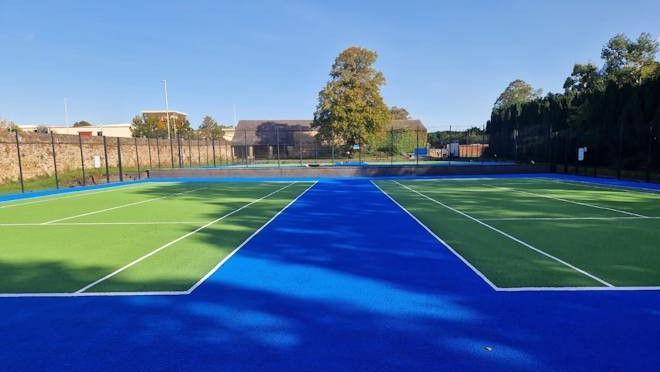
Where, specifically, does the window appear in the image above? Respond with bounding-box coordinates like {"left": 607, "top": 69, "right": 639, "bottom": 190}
{"left": 97, "top": 131, "right": 103, "bottom": 136}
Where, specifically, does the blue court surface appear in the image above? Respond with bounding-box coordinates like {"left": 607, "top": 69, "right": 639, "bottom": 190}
{"left": 1, "top": 175, "right": 659, "bottom": 371}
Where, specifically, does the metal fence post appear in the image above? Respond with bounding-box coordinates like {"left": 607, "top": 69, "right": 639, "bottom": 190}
{"left": 416, "top": 128, "right": 419, "bottom": 167}
{"left": 197, "top": 137, "right": 201, "bottom": 166}
{"left": 211, "top": 137, "right": 217, "bottom": 167}
{"left": 205, "top": 138, "right": 209, "bottom": 166}
{"left": 117, "top": 137, "right": 124, "bottom": 182}
{"left": 14, "top": 131, "right": 25, "bottom": 193}
{"left": 188, "top": 137, "right": 193, "bottom": 167}
{"left": 156, "top": 137, "right": 161, "bottom": 168}
{"left": 134, "top": 137, "right": 141, "bottom": 179}
{"left": 169, "top": 136, "right": 175, "bottom": 168}
{"left": 646, "top": 124, "right": 653, "bottom": 182}
{"left": 299, "top": 132, "right": 303, "bottom": 166}
{"left": 78, "top": 134, "right": 86, "bottom": 186}
{"left": 50, "top": 132, "right": 60, "bottom": 189}
{"left": 390, "top": 128, "right": 394, "bottom": 166}
{"left": 177, "top": 135, "right": 183, "bottom": 168}
{"left": 276, "top": 127, "right": 281, "bottom": 168}
{"left": 102, "top": 136, "right": 110, "bottom": 183}
{"left": 147, "top": 137, "right": 153, "bottom": 169}
{"left": 244, "top": 130, "right": 248, "bottom": 167}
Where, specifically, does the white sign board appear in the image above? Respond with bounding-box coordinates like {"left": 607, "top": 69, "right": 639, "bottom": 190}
{"left": 577, "top": 147, "right": 587, "bottom": 162}
{"left": 352, "top": 144, "right": 360, "bottom": 150}
{"left": 94, "top": 155, "right": 101, "bottom": 169}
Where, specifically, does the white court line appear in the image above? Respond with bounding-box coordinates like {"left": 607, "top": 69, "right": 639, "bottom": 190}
{"left": 0, "top": 182, "right": 153, "bottom": 209}
{"left": 76, "top": 182, "right": 299, "bottom": 293}
{"left": 41, "top": 187, "right": 206, "bottom": 225}
{"left": 0, "top": 221, "right": 207, "bottom": 227}
{"left": 392, "top": 180, "right": 614, "bottom": 287}
{"left": 482, "top": 216, "right": 660, "bottom": 222}
{"left": 184, "top": 181, "right": 318, "bottom": 294}
{"left": 370, "top": 181, "right": 498, "bottom": 290}
{"left": 481, "top": 183, "right": 648, "bottom": 218}
{"left": 541, "top": 177, "right": 660, "bottom": 194}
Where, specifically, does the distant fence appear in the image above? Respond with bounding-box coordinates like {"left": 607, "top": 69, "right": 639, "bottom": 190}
{"left": 0, "top": 131, "right": 232, "bottom": 193}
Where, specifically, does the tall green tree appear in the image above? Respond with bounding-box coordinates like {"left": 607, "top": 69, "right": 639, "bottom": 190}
{"left": 197, "top": 115, "right": 224, "bottom": 139}
{"left": 389, "top": 106, "right": 411, "bottom": 120}
{"left": 493, "top": 80, "right": 542, "bottom": 112}
{"left": 563, "top": 63, "right": 605, "bottom": 95}
{"left": 601, "top": 32, "right": 659, "bottom": 85}
{"left": 312, "top": 46, "right": 390, "bottom": 152}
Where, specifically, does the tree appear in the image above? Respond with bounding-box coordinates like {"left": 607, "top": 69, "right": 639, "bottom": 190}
{"left": 563, "top": 63, "right": 604, "bottom": 95}
{"left": 389, "top": 106, "right": 411, "bottom": 120}
{"left": 72, "top": 121, "right": 92, "bottom": 127}
{"left": 312, "top": 46, "right": 390, "bottom": 152}
{"left": 601, "top": 32, "right": 659, "bottom": 85}
{"left": 0, "top": 118, "right": 20, "bottom": 132}
{"left": 493, "top": 80, "right": 542, "bottom": 112}
{"left": 198, "top": 115, "right": 223, "bottom": 139}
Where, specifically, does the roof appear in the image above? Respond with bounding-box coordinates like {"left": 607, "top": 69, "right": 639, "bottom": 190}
{"left": 19, "top": 123, "right": 131, "bottom": 129}
{"left": 231, "top": 119, "right": 426, "bottom": 145}
{"left": 141, "top": 110, "right": 188, "bottom": 116}
{"left": 389, "top": 120, "right": 426, "bottom": 131}
{"left": 232, "top": 120, "right": 313, "bottom": 145}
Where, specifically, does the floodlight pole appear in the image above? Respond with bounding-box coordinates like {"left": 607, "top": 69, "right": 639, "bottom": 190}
{"left": 163, "top": 80, "right": 172, "bottom": 139}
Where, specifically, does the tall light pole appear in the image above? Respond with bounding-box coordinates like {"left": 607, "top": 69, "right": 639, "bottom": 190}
{"left": 64, "top": 98, "right": 69, "bottom": 126}
{"left": 163, "top": 80, "right": 172, "bottom": 139}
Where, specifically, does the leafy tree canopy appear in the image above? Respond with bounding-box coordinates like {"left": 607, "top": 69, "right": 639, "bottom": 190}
{"left": 493, "top": 80, "right": 542, "bottom": 112}
{"left": 312, "top": 46, "right": 390, "bottom": 151}
{"left": 72, "top": 121, "right": 92, "bottom": 127}
{"left": 563, "top": 63, "right": 605, "bottom": 95}
{"left": 130, "top": 114, "right": 193, "bottom": 138}
{"left": 389, "top": 106, "right": 411, "bottom": 120}
{"left": 0, "top": 118, "right": 20, "bottom": 132}
{"left": 197, "top": 115, "right": 224, "bottom": 139}
{"left": 601, "top": 32, "right": 659, "bottom": 85}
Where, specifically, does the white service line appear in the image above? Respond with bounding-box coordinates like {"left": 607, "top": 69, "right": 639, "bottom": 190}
{"left": 0, "top": 182, "right": 152, "bottom": 209}
{"left": 541, "top": 177, "right": 660, "bottom": 194}
{"left": 184, "top": 181, "right": 318, "bottom": 294}
{"left": 41, "top": 187, "right": 206, "bottom": 225}
{"left": 0, "top": 221, "right": 207, "bottom": 227}
{"left": 482, "top": 183, "right": 647, "bottom": 218}
{"left": 370, "top": 181, "right": 498, "bottom": 290}
{"left": 392, "top": 180, "right": 614, "bottom": 287}
{"left": 481, "top": 216, "right": 660, "bottom": 222}
{"left": 76, "top": 182, "right": 300, "bottom": 293}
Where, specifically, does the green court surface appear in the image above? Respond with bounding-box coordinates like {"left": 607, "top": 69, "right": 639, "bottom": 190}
{"left": 0, "top": 181, "right": 314, "bottom": 294}
{"left": 375, "top": 178, "right": 660, "bottom": 289}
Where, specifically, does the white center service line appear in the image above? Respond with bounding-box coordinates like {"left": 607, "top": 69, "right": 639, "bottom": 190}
{"left": 482, "top": 183, "right": 647, "bottom": 218}
{"left": 76, "top": 182, "right": 299, "bottom": 293}
{"left": 393, "top": 181, "right": 614, "bottom": 287}
{"left": 41, "top": 187, "right": 207, "bottom": 225}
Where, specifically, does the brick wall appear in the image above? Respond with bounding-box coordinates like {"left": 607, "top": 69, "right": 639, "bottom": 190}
{"left": 0, "top": 131, "right": 233, "bottom": 184}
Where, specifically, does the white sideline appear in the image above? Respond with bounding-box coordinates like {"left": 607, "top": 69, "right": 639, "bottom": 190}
{"left": 76, "top": 182, "right": 299, "bottom": 293}
{"left": 392, "top": 180, "right": 614, "bottom": 287}
{"left": 184, "top": 181, "right": 318, "bottom": 294}
{"left": 0, "top": 221, "right": 207, "bottom": 226}
{"left": 0, "top": 182, "right": 152, "bottom": 209}
{"left": 542, "top": 177, "right": 660, "bottom": 194}
{"left": 41, "top": 187, "right": 207, "bottom": 225}
{"left": 370, "top": 181, "right": 498, "bottom": 290}
{"left": 482, "top": 183, "right": 647, "bottom": 218}
{"left": 481, "top": 216, "right": 660, "bottom": 222}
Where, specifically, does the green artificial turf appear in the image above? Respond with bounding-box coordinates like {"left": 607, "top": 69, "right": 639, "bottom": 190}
{"left": 375, "top": 178, "right": 660, "bottom": 288}
{"left": 0, "top": 181, "right": 312, "bottom": 294}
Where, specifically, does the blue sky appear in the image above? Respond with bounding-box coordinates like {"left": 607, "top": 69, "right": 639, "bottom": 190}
{"left": 1, "top": 0, "right": 659, "bottom": 131}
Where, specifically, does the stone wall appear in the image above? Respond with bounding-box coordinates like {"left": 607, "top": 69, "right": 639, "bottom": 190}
{"left": 0, "top": 131, "right": 234, "bottom": 184}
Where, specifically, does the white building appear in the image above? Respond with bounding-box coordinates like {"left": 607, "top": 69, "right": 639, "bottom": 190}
{"left": 19, "top": 123, "right": 133, "bottom": 138}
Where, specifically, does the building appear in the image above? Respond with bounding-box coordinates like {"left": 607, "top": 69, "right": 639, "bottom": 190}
{"left": 231, "top": 119, "right": 427, "bottom": 159}
{"left": 19, "top": 123, "right": 133, "bottom": 138}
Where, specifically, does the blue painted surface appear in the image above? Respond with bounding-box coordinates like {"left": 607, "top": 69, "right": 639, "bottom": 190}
{"left": 0, "top": 176, "right": 659, "bottom": 370}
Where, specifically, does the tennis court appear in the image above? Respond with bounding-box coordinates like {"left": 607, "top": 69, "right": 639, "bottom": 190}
{"left": 0, "top": 181, "right": 314, "bottom": 295}
{"left": 374, "top": 177, "right": 660, "bottom": 289}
